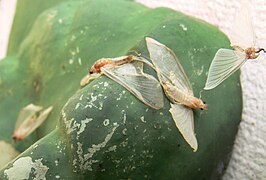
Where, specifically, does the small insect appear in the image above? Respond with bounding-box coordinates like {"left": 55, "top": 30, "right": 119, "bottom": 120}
{"left": 12, "top": 104, "right": 53, "bottom": 142}
{"left": 80, "top": 55, "right": 164, "bottom": 109}
{"left": 146, "top": 37, "right": 207, "bottom": 152}
{"left": 204, "top": 4, "right": 266, "bottom": 90}
{"left": 89, "top": 55, "right": 134, "bottom": 74}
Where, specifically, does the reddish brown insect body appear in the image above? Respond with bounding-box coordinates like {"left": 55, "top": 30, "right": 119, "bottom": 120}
{"left": 89, "top": 55, "right": 134, "bottom": 74}
{"left": 245, "top": 47, "right": 259, "bottom": 59}
{"left": 89, "top": 59, "right": 113, "bottom": 74}
{"left": 12, "top": 133, "right": 23, "bottom": 142}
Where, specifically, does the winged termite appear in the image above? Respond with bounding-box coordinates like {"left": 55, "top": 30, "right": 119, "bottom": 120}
{"left": 80, "top": 55, "right": 164, "bottom": 109}
{"left": 12, "top": 104, "right": 53, "bottom": 142}
{"left": 204, "top": 3, "right": 266, "bottom": 90}
{"left": 146, "top": 37, "right": 207, "bottom": 152}
{"left": 80, "top": 55, "right": 146, "bottom": 86}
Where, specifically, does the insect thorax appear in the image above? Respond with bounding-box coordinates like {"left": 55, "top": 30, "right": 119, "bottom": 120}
{"left": 245, "top": 47, "right": 258, "bottom": 59}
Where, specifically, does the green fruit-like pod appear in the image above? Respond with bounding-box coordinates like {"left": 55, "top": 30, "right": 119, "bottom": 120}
{"left": 0, "top": 0, "right": 242, "bottom": 179}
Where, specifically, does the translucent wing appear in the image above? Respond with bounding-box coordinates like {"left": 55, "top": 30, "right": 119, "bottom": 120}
{"left": 204, "top": 48, "right": 247, "bottom": 90}
{"left": 14, "top": 104, "right": 43, "bottom": 131}
{"left": 169, "top": 103, "right": 197, "bottom": 152}
{"left": 25, "top": 106, "right": 53, "bottom": 137}
{"left": 133, "top": 56, "right": 156, "bottom": 70}
{"left": 230, "top": 2, "right": 255, "bottom": 48}
{"left": 13, "top": 105, "right": 53, "bottom": 142}
{"left": 101, "top": 61, "right": 164, "bottom": 109}
{"left": 145, "top": 37, "right": 193, "bottom": 95}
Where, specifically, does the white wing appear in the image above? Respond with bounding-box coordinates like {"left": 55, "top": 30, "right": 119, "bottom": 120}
{"left": 169, "top": 103, "right": 198, "bottom": 152}
{"left": 14, "top": 104, "right": 43, "bottom": 131}
{"left": 13, "top": 105, "right": 53, "bottom": 142}
{"left": 230, "top": 2, "right": 255, "bottom": 48}
{"left": 204, "top": 48, "right": 247, "bottom": 90}
{"left": 102, "top": 61, "right": 164, "bottom": 109}
{"left": 23, "top": 106, "right": 53, "bottom": 138}
{"left": 145, "top": 37, "right": 193, "bottom": 95}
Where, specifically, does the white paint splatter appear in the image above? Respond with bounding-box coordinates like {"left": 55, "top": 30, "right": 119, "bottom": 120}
{"left": 103, "top": 119, "right": 110, "bottom": 126}
{"left": 78, "top": 58, "right": 82, "bottom": 65}
{"left": 122, "top": 128, "right": 127, "bottom": 135}
{"left": 140, "top": 116, "right": 146, "bottom": 123}
{"left": 75, "top": 124, "right": 119, "bottom": 171}
{"left": 79, "top": 94, "right": 84, "bottom": 101}
{"left": 180, "top": 23, "right": 188, "bottom": 31}
{"left": 63, "top": 114, "right": 80, "bottom": 134}
{"left": 55, "top": 160, "right": 59, "bottom": 166}
{"left": 104, "top": 82, "right": 109, "bottom": 87}
{"left": 120, "top": 140, "right": 128, "bottom": 147}
{"left": 69, "top": 59, "right": 74, "bottom": 64}
{"left": 98, "top": 102, "right": 103, "bottom": 110}
{"left": 84, "top": 92, "right": 103, "bottom": 110}
{"left": 4, "top": 157, "right": 48, "bottom": 180}
{"left": 75, "top": 103, "right": 81, "bottom": 110}
{"left": 106, "top": 145, "right": 117, "bottom": 152}
{"left": 92, "top": 84, "right": 99, "bottom": 88}
{"left": 116, "top": 92, "right": 123, "bottom": 101}
{"left": 90, "top": 93, "right": 97, "bottom": 102}
{"left": 77, "top": 118, "right": 93, "bottom": 136}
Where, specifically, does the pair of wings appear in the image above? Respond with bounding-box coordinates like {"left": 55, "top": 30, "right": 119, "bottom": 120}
{"left": 204, "top": 3, "right": 256, "bottom": 90}
{"left": 101, "top": 59, "right": 164, "bottom": 109}
{"left": 13, "top": 104, "right": 53, "bottom": 142}
{"left": 146, "top": 37, "right": 198, "bottom": 152}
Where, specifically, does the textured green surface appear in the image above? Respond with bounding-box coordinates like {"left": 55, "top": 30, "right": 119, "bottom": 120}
{"left": 0, "top": 0, "right": 242, "bottom": 179}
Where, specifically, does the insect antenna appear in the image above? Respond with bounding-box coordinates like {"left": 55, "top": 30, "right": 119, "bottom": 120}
{"left": 256, "top": 48, "right": 266, "bottom": 53}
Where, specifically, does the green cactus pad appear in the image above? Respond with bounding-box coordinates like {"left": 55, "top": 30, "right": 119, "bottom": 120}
{"left": 0, "top": 0, "right": 242, "bottom": 179}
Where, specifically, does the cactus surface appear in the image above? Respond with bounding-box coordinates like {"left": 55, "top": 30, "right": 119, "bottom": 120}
{"left": 0, "top": 0, "right": 242, "bottom": 179}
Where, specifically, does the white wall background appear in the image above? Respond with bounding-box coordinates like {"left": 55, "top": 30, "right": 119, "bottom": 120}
{"left": 0, "top": 0, "right": 266, "bottom": 179}
{"left": 0, "top": 0, "right": 16, "bottom": 60}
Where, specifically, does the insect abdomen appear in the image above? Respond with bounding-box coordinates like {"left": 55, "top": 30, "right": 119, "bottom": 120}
{"left": 164, "top": 83, "right": 202, "bottom": 109}
{"left": 89, "top": 55, "right": 134, "bottom": 74}
{"left": 89, "top": 59, "right": 114, "bottom": 74}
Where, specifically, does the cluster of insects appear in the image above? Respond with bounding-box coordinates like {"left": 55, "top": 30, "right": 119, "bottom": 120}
{"left": 12, "top": 4, "right": 265, "bottom": 152}
{"left": 78, "top": 4, "right": 265, "bottom": 152}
